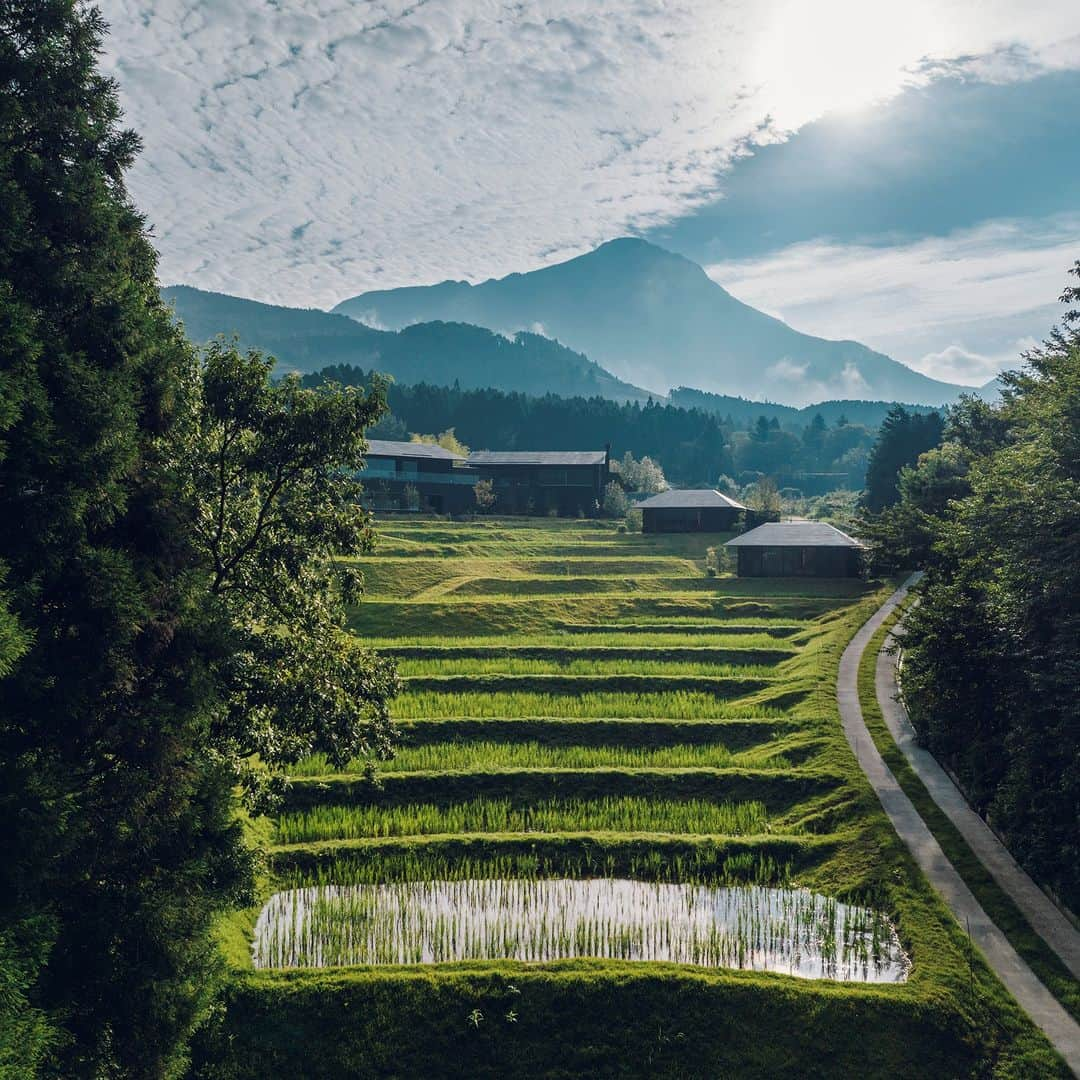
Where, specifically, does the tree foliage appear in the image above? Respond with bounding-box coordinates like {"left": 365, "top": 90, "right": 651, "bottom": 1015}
{"left": 617, "top": 451, "right": 668, "bottom": 494}
{"left": 602, "top": 480, "right": 630, "bottom": 517}
{"left": 861, "top": 405, "right": 945, "bottom": 512}
{"left": 186, "top": 341, "right": 400, "bottom": 791}
{"left": 0, "top": 7, "right": 398, "bottom": 1075}
{"left": 876, "top": 265, "right": 1080, "bottom": 909}
{"left": 473, "top": 477, "right": 497, "bottom": 513}
{"left": 411, "top": 427, "right": 469, "bottom": 456}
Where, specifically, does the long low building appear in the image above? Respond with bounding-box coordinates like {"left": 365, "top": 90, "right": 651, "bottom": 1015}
{"left": 725, "top": 521, "right": 864, "bottom": 577}
{"left": 464, "top": 449, "right": 611, "bottom": 516}
{"left": 361, "top": 441, "right": 611, "bottom": 515}
{"left": 636, "top": 489, "right": 747, "bottom": 533}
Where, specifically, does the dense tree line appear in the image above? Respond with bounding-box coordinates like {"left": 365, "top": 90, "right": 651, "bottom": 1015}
{"left": 0, "top": 6, "right": 395, "bottom": 1076}
{"left": 306, "top": 365, "right": 881, "bottom": 490}
{"left": 862, "top": 271, "right": 1080, "bottom": 911}
{"left": 860, "top": 406, "right": 946, "bottom": 511}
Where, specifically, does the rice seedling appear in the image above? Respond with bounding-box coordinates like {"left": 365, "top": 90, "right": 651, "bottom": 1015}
{"left": 276, "top": 847, "right": 797, "bottom": 890}
{"left": 288, "top": 741, "right": 795, "bottom": 776}
{"left": 394, "top": 658, "right": 784, "bottom": 678}
{"left": 392, "top": 691, "right": 783, "bottom": 720}
{"left": 251, "top": 879, "right": 909, "bottom": 983}
{"left": 274, "top": 796, "right": 777, "bottom": 844}
{"left": 366, "top": 631, "right": 800, "bottom": 649}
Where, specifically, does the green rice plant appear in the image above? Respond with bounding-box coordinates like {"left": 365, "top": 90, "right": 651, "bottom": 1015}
{"left": 395, "top": 658, "right": 784, "bottom": 678}
{"left": 274, "top": 842, "right": 802, "bottom": 890}
{"left": 392, "top": 691, "right": 783, "bottom": 720}
{"left": 251, "top": 879, "right": 908, "bottom": 983}
{"left": 288, "top": 741, "right": 796, "bottom": 777}
{"left": 274, "top": 796, "right": 777, "bottom": 844}
{"left": 366, "top": 631, "right": 801, "bottom": 650}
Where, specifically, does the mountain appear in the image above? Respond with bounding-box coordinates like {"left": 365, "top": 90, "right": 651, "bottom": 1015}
{"left": 161, "top": 285, "right": 655, "bottom": 402}
{"left": 669, "top": 387, "right": 943, "bottom": 429}
{"left": 334, "top": 238, "right": 969, "bottom": 407}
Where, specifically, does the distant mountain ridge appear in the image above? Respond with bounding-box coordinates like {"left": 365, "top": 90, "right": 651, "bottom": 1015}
{"left": 334, "top": 238, "right": 969, "bottom": 407}
{"left": 669, "top": 387, "right": 942, "bottom": 429}
{"left": 162, "top": 285, "right": 655, "bottom": 403}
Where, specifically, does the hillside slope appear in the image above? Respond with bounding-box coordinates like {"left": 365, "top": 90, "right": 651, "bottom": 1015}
{"left": 334, "top": 238, "right": 967, "bottom": 407}
{"left": 162, "top": 286, "right": 656, "bottom": 402}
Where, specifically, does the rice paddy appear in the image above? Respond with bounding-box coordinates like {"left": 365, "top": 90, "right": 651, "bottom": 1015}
{"left": 288, "top": 740, "right": 796, "bottom": 775}
{"left": 217, "top": 518, "right": 1067, "bottom": 1077}
{"left": 393, "top": 691, "right": 783, "bottom": 719}
{"left": 275, "top": 796, "right": 776, "bottom": 843}
{"left": 252, "top": 879, "right": 908, "bottom": 981}
{"left": 253, "top": 518, "right": 902, "bottom": 975}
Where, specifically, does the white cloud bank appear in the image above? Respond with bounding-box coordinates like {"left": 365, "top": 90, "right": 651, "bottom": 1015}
{"left": 707, "top": 216, "right": 1080, "bottom": 384}
{"left": 99, "top": 1, "right": 1080, "bottom": 308}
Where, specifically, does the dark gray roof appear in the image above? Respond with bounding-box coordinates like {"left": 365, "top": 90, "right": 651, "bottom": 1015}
{"left": 725, "top": 521, "right": 863, "bottom": 548}
{"left": 366, "top": 439, "right": 465, "bottom": 461}
{"left": 635, "top": 488, "right": 747, "bottom": 511}
{"left": 467, "top": 450, "right": 607, "bottom": 466}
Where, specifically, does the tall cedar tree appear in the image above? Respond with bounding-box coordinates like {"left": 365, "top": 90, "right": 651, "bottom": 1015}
{"left": 0, "top": 3, "right": 248, "bottom": 1074}
{"left": 860, "top": 405, "right": 945, "bottom": 511}
{"left": 0, "top": 5, "right": 398, "bottom": 1076}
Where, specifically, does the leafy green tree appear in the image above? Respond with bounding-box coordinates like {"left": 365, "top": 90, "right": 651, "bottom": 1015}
{"left": 0, "top": 8, "right": 399, "bottom": 1076}
{"left": 473, "top": 477, "right": 497, "bottom": 513}
{"left": 412, "top": 427, "right": 469, "bottom": 456}
{"left": 892, "top": 264, "right": 1080, "bottom": 908}
{"left": 618, "top": 451, "right": 668, "bottom": 494}
{"left": 746, "top": 476, "right": 782, "bottom": 515}
{"left": 861, "top": 405, "right": 945, "bottom": 511}
{"left": 602, "top": 480, "right": 631, "bottom": 517}
{"left": 183, "top": 341, "right": 400, "bottom": 793}
{"left": 0, "top": 4, "right": 247, "bottom": 1074}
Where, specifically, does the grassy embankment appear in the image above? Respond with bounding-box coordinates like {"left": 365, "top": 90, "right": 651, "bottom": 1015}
{"left": 194, "top": 516, "right": 1069, "bottom": 1079}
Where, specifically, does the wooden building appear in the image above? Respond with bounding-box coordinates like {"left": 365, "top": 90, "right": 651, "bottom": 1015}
{"left": 637, "top": 489, "right": 747, "bottom": 533}
{"left": 362, "top": 439, "right": 477, "bottom": 513}
{"left": 724, "top": 521, "right": 863, "bottom": 578}
{"left": 465, "top": 449, "right": 610, "bottom": 517}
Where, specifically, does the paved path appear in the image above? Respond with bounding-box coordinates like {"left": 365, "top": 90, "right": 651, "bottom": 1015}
{"left": 838, "top": 575, "right": 1080, "bottom": 1076}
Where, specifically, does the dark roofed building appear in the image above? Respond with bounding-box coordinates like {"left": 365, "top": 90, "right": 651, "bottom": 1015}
{"left": 366, "top": 439, "right": 465, "bottom": 462}
{"left": 465, "top": 448, "right": 610, "bottom": 516}
{"left": 725, "top": 521, "right": 863, "bottom": 578}
{"left": 637, "top": 489, "right": 747, "bottom": 533}
{"left": 362, "top": 439, "right": 477, "bottom": 513}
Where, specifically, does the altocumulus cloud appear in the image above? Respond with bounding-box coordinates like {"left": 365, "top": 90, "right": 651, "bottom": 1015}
{"left": 100, "top": 0, "right": 1080, "bottom": 308}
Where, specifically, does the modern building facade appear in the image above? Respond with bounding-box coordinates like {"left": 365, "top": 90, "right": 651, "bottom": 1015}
{"left": 465, "top": 449, "right": 611, "bottom": 516}
{"left": 361, "top": 441, "right": 613, "bottom": 516}
{"left": 636, "top": 489, "right": 747, "bottom": 533}
{"left": 724, "top": 521, "right": 863, "bottom": 578}
{"left": 361, "top": 439, "right": 477, "bottom": 513}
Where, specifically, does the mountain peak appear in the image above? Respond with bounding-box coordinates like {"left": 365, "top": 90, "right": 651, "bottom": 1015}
{"left": 333, "top": 243, "right": 967, "bottom": 407}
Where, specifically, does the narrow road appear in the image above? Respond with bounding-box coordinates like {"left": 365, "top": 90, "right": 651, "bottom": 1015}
{"left": 838, "top": 574, "right": 1080, "bottom": 1076}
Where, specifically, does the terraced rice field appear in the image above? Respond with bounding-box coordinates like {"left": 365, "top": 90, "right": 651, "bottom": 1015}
{"left": 214, "top": 518, "right": 1068, "bottom": 1078}
{"left": 258, "top": 518, "right": 904, "bottom": 979}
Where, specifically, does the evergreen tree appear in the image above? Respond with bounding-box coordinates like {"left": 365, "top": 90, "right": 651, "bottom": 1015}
{"left": 0, "top": 4, "right": 247, "bottom": 1074}
{"left": 0, "top": 8, "right": 397, "bottom": 1074}
{"left": 861, "top": 405, "right": 945, "bottom": 511}
{"left": 881, "top": 264, "right": 1080, "bottom": 908}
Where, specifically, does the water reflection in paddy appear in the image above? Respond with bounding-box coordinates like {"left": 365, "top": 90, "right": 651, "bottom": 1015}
{"left": 253, "top": 879, "right": 909, "bottom": 982}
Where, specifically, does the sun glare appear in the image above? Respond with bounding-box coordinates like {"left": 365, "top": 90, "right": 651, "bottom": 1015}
{"left": 756, "top": 0, "right": 949, "bottom": 128}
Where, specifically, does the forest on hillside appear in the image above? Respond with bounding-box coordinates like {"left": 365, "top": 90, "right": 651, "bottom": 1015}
{"left": 305, "top": 364, "right": 895, "bottom": 493}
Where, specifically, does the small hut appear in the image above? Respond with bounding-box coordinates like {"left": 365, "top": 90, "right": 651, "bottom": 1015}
{"left": 724, "top": 521, "right": 863, "bottom": 578}
{"left": 636, "top": 489, "right": 747, "bottom": 533}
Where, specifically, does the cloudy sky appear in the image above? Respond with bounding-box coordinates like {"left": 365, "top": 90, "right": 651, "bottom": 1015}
{"left": 101, "top": 1, "right": 1080, "bottom": 385}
